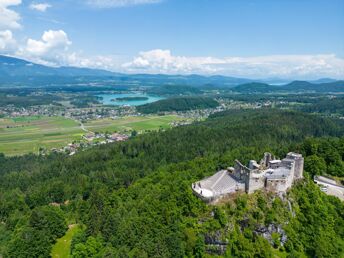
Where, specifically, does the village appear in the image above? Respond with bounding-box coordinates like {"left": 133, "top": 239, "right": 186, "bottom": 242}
{"left": 0, "top": 96, "right": 280, "bottom": 122}
{"left": 44, "top": 131, "right": 130, "bottom": 156}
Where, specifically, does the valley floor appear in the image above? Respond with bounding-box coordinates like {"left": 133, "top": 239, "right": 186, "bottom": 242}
{"left": 0, "top": 115, "right": 185, "bottom": 156}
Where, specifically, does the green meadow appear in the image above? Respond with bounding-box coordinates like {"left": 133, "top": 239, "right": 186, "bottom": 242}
{"left": 0, "top": 116, "right": 83, "bottom": 156}
{"left": 83, "top": 115, "right": 184, "bottom": 133}
{"left": 0, "top": 115, "right": 185, "bottom": 156}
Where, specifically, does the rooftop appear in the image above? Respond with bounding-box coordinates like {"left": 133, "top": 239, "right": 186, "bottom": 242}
{"left": 265, "top": 167, "right": 290, "bottom": 180}
{"left": 192, "top": 170, "right": 244, "bottom": 199}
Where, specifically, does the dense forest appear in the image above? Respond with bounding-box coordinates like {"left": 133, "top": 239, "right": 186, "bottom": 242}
{"left": 137, "top": 97, "right": 219, "bottom": 113}
{"left": 70, "top": 95, "right": 102, "bottom": 108}
{"left": 222, "top": 93, "right": 325, "bottom": 104}
{"left": 299, "top": 96, "right": 344, "bottom": 116}
{"left": 0, "top": 110, "right": 344, "bottom": 257}
{"left": 232, "top": 80, "right": 344, "bottom": 93}
{"left": 146, "top": 85, "right": 201, "bottom": 96}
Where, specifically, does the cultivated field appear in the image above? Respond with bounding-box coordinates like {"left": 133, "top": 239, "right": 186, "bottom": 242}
{"left": 0, "top": 115, "right": 185, "bottom": 156}
{"left": 83, "top": 115, "right": 184, "bottom": 133}
{"left": 0, "top": 116, "right": 83, "bottom": 156}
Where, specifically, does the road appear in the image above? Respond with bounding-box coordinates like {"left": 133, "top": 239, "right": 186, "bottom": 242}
{"left": 314, "top": 176, "right": 344, "bottom": 201}
{"left": 66, "top": 116, "right": 91, "bottom": 133}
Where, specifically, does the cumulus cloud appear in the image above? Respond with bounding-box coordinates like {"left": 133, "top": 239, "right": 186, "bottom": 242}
{"left": 0, "top": 29, "right": 16, "bottom": 52}
{"left": 65, "top": 52, "right": 122, "bottom": 70}
{"left": 14, "top": 29, "right": 122, "bottom": 70}
{"left": 87, "top": 0, "right": 162, "bottom": 8}
{"left": 123, "top": 49, "right": 344, "bottom": 79}
{"left": 30, "top": 2, "right": 51, "bottom": 12}
{"left": 23, "top": 29, "right": 71, "bottom": 56}
{"left": 15, "top": 30, "right": 73, "bottom": 65}
{"left": 0, "top": 0, "right": 22, "bottom": 30}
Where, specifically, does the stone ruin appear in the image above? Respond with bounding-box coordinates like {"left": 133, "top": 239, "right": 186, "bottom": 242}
{"left": 192, "top": 152, "right": 304, "bottom": 202}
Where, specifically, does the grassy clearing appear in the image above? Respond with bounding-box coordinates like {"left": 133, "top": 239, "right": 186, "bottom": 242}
{"left": 0, "top": 116, "right": 83, "bottom": 156}
{"left": 51, "top": 224, "right": 79, "bottom": 258}
{"left": 84, "top": 115, "right": 185, "bottom": 133}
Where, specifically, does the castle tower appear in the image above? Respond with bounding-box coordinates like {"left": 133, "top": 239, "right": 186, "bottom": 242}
{"left": 286, "top": 152, "right": 304, "bottom": 179}
{"left": 261, "top": 152, "right": 272, "bottom": 167}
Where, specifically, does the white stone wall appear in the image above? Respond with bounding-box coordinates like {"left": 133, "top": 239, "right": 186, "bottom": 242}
{"left": 247, "top": 172, "right": 265, "bottom": 194}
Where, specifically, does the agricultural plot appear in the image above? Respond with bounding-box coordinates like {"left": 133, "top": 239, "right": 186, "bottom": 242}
{"left": 0, "top": 116, "right": 83, "bottom": 156}
{"left": 84, "top": 115, "right": 184, "bottom": 133}
{"left": 0, "top": 115, "right": 186, "bottom": 156}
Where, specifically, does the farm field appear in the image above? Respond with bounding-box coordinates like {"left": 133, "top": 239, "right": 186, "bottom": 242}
{"left": 83, "top": 115, "right": 185, "bottom": 133}
{"left": 0, "top": 116, "right": 83, "bottom": 156}
{"left": 0, "top": 115, "right": 185, "bottom": 156}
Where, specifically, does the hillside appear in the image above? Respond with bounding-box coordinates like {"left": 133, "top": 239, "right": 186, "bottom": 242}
{"left": 0, "top": 55, "right": 114, "bottom": 78}
{"left": 1, "top": 110, "right": 344, "bottom": 257}
{"left": 230, "top": 82, "right": 278, "bottom": 93}
{"left": 232, "top": 80, "right": 344, "bottom": 93}
{"left": 146, "top": 85, "right": 202, "bottom": 95}
{"left": 137, "top": 96, "right": 219, "bottom": 113}
{"left": 299, "top": 96, "right": 344, "bottom": 116}
{"left": 284, "top": 80, "right": 344, "bottom": 92}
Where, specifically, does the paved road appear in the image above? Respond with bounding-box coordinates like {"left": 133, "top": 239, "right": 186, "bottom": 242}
{"left": 314, "top": 177, "right": 344, "bottom": 201}
{"left": 326, "top": 187, "right": 344, "bottom": 201}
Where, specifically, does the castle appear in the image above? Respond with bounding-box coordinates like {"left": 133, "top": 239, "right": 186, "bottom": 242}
{"left": 192, "top": 152, "right": 304, "bottom": 202}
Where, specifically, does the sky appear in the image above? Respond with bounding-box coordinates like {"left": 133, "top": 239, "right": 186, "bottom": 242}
{"left": 0, "top": 0, "right": 343, "bottom": 79}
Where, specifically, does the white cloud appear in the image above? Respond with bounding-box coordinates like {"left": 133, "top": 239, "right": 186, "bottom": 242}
{"left": 0, "top": 0, "right": 22, "bottom": 30}
{"left": 23, "top": 29, "right": 71, "bottom": 56}
{"left": 0, "top": 29, "right": 16, "bottom": 52}
{"left": 87, "top": 0, "right": 162, "bottom": 8}
{"left": 30, "top": 2, "right": 51, "bottom": 12}
{"left": 123, "top": 49, "right": 344, "bottom": 79}
{"left": 15, "top": 30, "right": 73, "bottom": 65}
{"left": 65, "top": 52, "right": 122, "bottom": 70}
{"left": 15, "top": 29, "right": 123, "bottom": 70}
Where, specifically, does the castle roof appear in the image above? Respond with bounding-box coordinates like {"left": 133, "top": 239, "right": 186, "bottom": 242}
{"left": 265, "top": 167, "right": 290, "bottom": 180}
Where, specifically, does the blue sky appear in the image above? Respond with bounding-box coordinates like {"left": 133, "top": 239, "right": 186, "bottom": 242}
{"left": 0, "top": 0, "right": 343, "bottom": 79}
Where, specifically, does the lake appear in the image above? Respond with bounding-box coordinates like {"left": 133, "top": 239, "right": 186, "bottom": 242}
{"left": 98, "top": 93, "right": 164, "bottom": 106}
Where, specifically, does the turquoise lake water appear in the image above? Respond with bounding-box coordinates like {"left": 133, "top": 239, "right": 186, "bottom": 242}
{"left": 98, "top": 93, "right": 164, "bottom": 106}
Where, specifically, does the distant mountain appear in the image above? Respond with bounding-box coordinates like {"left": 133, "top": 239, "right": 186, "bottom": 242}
{"left": 0, "top": 55, "right": 115, "bottom": 78}
{"left": 309, "top": 78, "right": 338, "bottom": 84}
{"left": 232, "top": 80, "right": 344, "bottom": 93}
{"left": 284, "top": 80, "right": 344, "bottom": 92}
{"left": 0, "top": 55, "right": 341, "bottom": 89}
{"left": 105, "top": 73, "right": 253, "bottom": 88}
{"left": 230, "top": 82, "right": 278, "bottom": 93}
{"left": 0, "top": 55, "right": 253, "bottom": 87}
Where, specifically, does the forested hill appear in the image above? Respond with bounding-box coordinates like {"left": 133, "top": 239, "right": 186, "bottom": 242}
{"left": 1, "top": 110, "right": 344, "bottom": 257}
{"left": 137, "top": 96, "right": 219, "bottom": 113}
{"left": 146, "top": 85, "right": 202, "bottom": 95}
{"left": 299, "top": 96, "right": 344, "bottom": 116}
{"left": 230, "top": 82, "right": 278, "bottom": 93}
{"left": 232, "top": 80, "right": 344, "bottom": 93}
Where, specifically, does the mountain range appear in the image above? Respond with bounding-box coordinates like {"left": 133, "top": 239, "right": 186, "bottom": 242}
{"left": 0, "top": 55, "right": 252, "bottom": 87}
{"left": 0, "top": 55, "right": 342, "bottom": 91}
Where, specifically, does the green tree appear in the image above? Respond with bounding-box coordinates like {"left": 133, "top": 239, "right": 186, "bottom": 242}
{"left": 304, "top": 155, "right": 327, "bottom": 176}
